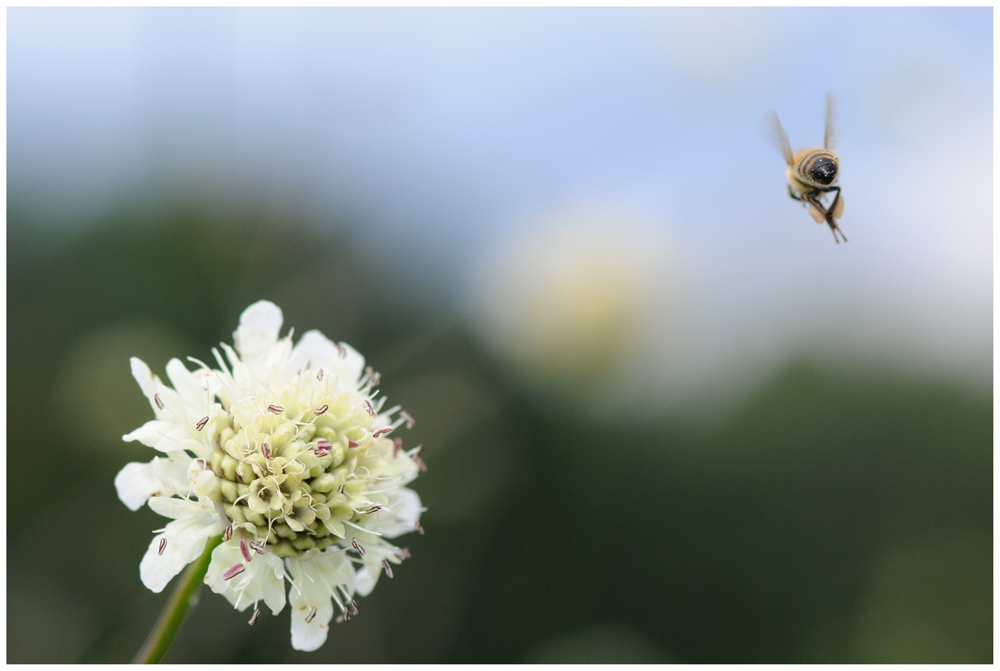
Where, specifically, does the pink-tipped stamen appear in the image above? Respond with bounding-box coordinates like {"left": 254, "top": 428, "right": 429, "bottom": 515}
{"left": 223, "top": 563, "right": 245, "bottom": 581}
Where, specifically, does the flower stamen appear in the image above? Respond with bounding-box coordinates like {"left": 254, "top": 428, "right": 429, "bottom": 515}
{"left": 224, "top": 563, "right": 245, "bottom": 581}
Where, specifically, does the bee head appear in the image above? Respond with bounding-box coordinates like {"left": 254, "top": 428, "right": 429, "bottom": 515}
{"left": 809, "top": 157, "right": 838, "bottom": 185}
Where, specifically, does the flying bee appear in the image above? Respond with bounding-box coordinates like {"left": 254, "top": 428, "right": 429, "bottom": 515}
{"left": 767, "top": 93, "right": 847, "bottom": 243}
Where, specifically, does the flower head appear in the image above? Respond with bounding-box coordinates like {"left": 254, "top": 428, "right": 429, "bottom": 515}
{"left": 115, "top": 301, "right": 424, "bottom": 651}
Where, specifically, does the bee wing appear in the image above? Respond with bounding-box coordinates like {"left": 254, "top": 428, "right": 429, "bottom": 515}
{"left": 824, "top": 92, "right": 837, "bottom": 151}
{"left": 763, "top": 110, "right": 794, "bottom": 166}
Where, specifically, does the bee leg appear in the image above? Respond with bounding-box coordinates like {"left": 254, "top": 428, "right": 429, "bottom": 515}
{"left": 805, "top": 192, "right": 844, "bottom": 244}
{"left": 820, "top": 186, "right": 847, "bottom": 243}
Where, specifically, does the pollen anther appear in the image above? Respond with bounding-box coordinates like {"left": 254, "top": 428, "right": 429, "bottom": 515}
{"left": 224, "top": 563, "right": 245, "bottom": 581}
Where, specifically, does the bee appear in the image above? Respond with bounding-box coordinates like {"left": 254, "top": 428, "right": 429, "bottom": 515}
{"left": 767, "top": 93, "right": 847, "bottom": 243}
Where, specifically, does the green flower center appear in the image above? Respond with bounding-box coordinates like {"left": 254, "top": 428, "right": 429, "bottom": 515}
{"left": 206, "top": 371, "right": 394, "bottom": 558}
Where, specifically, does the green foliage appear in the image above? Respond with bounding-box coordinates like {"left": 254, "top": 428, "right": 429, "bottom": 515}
{"left": 7, "top": 200, "right": 990, "bottom": 663}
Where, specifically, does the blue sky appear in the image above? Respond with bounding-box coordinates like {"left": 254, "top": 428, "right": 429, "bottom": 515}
{"left": 8, "top": 7, "right": 992, "bottom": 409}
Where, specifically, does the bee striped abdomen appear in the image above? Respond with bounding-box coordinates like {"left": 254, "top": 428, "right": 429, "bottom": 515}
{"left": 793, "top": 147, "right": 839, "bottom": 188}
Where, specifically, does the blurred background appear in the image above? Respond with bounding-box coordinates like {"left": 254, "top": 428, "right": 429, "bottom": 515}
{"left": 7, "top": 7, "right": 992, "bottom": 663}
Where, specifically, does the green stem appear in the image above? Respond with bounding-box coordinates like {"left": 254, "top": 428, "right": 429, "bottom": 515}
{"left": 132, "top": 535, "right": 223, "bottom": 664}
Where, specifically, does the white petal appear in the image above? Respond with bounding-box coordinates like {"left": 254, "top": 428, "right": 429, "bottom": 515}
{"left": 130, "top": 357, "right": 181, "bottom": 416}
{"left": 165, "top": 358, "right": 209, "bottom": 407}
{"left": 354, "top": 564, "right": 377, "bottom": 597}
{"left": 123, "top": 420, "right": 191, "bottom": 453}
{"left": 286, "top": 550, "right": 353, "bottom": 651}
{"left": 139, "top": 509, "right": 223, "bottom": 593}
{"left": 129, "top": 357, "right": 159, "bottom": 406}
{"left": 371, "top": 488, "right": 423, "bottom": 539}
{"left": 289, "top": 587, "right": 334, "bottom": 652}
{"left": 115, "top": 462, "right": 160, "bottom": 511}
{"left": 235, "top": 301, "right": 283, "bottom": 363}
{"left": 204, "top": 540, "right": 286, "bottom": 614}
{"left": 287, "top": 330, "right": 338, "bottom": 376}
{"left": 114, "top": 458, "right": 188, "bottom": 511}
{"left": 335, "top": 342, "right": 366, "bottom": 387}
{"left": 148, "top": 496, "right": 207, "bottom": 520}
{"left": 260, "top": 554, "right": 289, "bottom": 615}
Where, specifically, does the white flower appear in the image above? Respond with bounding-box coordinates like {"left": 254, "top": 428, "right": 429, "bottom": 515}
{"left": 115, "top": 301, "right": 425, "bottom": 651}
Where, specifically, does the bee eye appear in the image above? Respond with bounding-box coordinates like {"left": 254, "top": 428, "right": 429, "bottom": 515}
{"left": 810, "top": 158, "right": 837, "bottom": 185}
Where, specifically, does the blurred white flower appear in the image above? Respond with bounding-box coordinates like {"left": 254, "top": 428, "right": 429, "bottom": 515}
{"left": 115, "top": 300, "right": 425, "bottom": 651}
{"left": 470, "top": 203, "right": 681, "bottom": 395}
